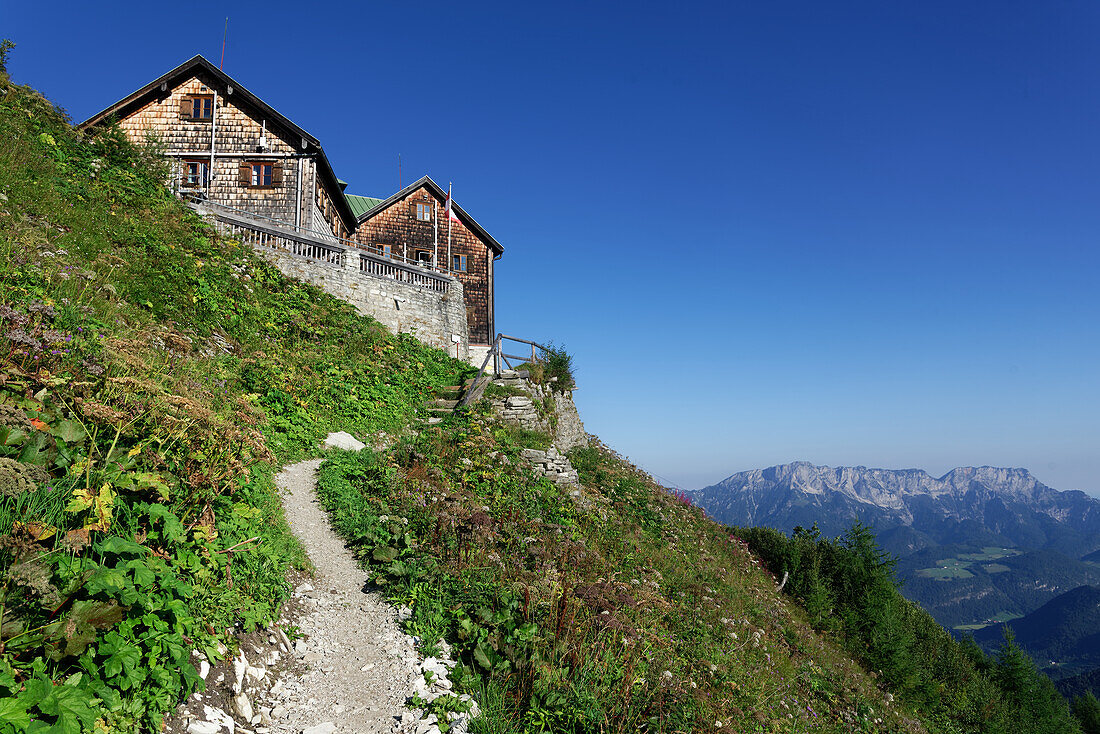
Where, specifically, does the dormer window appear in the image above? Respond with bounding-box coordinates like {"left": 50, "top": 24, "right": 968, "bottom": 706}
{"left": 415, "top": 202, "right": 432, "bottom": 221}
{"left": 181, "top": 95, "right": 214, "bottom": 120}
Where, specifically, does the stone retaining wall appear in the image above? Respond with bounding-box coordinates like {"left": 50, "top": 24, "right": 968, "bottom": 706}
{"left": 520, "top": 447, "right": 580, "bottom": 486}
{"left": 256, "top": 245, "right": 470, "bottom": 360}
{"left": 488, "top": 374, "right": 588, "bottom": 452}
{"left": 486, "top": 372, "right": 590, "bottom": 489}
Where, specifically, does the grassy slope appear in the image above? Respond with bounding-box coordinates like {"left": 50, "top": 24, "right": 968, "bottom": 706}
{"left": 315, "top": 424, "right": 927, "bottom": 733}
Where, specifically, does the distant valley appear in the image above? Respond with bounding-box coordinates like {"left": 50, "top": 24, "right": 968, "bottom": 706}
{"left": 690, "top": 462, "right": 1100, "bottom": 633}
{"left": 972, "top": 584, "right": 1100, "bottom": 682}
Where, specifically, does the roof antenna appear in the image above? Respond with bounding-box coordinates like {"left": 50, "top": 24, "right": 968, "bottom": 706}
{"left": 220, "top": 17, "right": 229, "bottom": 70}
{"left": 398, "top": 153, "right": 402, "bottom": 191}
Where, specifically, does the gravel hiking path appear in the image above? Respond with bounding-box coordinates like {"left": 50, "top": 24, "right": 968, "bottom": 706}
{"left": 270, "top": 458, "right": 419, "bottom": 734}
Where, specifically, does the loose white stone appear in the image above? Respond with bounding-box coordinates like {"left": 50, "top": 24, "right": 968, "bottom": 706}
{"left": 203, "top": 705, "right": 236, "bottom": 733}
{"left": 233, "top": 692, "right": 254, "bottom": 723}
{"left": 323, "top": 432, "right": 366, "bottom": 452}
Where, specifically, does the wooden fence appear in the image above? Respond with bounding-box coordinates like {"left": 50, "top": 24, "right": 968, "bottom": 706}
{"left": 458, "top": 334, "right": 553, "bottom": 408}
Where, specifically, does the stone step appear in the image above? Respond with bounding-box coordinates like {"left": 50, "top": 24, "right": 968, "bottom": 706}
{"left": 425, "top": 406, "right": 455, "bottom": 414}
{"left": 427, "top": 399, "right": 460, "bottom": 409}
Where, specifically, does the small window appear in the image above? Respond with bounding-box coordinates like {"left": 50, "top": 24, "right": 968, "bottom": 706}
{"left": 183, "top": 160, "right": 208, "bottom": 187}
{"left": 380, "top": 244, "right": 392, "bottom": 257}
{"left": 414, "top": 250, "right": 433, "bottom": 265}
{"left": 250, "top": 162, "right": 273, "bottom": 187}
{"left": 415, "top": 202, "right": 432, "bottom": 221}
{"left": 240, "top": 161, "right": 281, "bottom": 188}
{"left": 191, "top": 95, "right": 214, "bottom": 120}
{"left": 452, "top": 254, "right": 467, "bottom": 272}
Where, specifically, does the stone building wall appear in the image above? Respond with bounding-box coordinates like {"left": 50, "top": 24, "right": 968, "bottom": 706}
{"left": 254, "top": 243, "right": 469, "bottom": 358}
{"left": 350, "top": 186, "right": 495, "bottom": 345}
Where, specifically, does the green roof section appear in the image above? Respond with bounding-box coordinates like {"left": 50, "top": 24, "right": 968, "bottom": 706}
{"left": 345, "top": 193, "right": 384, "bottom": 219}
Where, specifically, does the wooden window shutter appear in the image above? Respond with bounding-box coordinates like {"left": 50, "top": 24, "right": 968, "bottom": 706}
{"left": 239, "top": 161, "right": 251, "bottom": 186}
{"left": 179, "top": 97, "right": 193, "bottom": 119}
{"left": 271, "top": 161, "right": 284, "bottom": 186}
{"left": 409, "top": 201, "right": 418, "bottom": 218}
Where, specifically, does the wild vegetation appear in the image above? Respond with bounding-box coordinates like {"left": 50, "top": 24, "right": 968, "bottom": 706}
{"left": 516, "top": 343, "right": 575, "bottom": 393}
{"left": 736, "top": 524, "right": 1084, "bottom": 733}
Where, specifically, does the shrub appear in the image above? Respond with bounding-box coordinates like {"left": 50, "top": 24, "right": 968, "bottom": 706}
{"left": 517, "top": 343, "right": 575, "bottom": 393}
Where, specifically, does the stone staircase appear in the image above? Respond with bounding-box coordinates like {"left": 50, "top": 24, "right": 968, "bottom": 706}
{"left": 417, "top": 392, "right": 462, "bottom": 427}
{"left": 414, "top": 369, "right": 531, "bottom": 428}
{"left": 415, "top": 378, "right": 474, "bottom": 427}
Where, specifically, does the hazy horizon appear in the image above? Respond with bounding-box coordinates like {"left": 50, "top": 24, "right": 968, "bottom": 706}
{"left": 652, "top": 459, "right": 1099, "bottom": 499}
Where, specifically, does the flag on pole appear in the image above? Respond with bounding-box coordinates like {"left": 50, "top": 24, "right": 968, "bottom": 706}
{"left": 445, "top": 184, "right": 460, "bottom": 222}
{"left": 446, "top": 183, "right": 454, "bottom": 272}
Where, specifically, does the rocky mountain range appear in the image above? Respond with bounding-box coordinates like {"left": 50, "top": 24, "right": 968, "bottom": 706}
{"left": 691, "top": 462, "right": 1100, "bottom": 559}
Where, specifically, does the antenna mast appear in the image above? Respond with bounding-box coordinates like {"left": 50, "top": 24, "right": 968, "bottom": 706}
{"left": 220, "top": 18, "right": 228, "bottom": 70}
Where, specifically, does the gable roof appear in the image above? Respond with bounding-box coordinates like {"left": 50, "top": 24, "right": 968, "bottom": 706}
{"left": 350, "top": 175, "right": 504, "bottom": 257}
{"left": 79, "top": 54, "right": 357, "bottom": 234}
{"left": 345, "top": 193, "right": 384, "bottom": 219}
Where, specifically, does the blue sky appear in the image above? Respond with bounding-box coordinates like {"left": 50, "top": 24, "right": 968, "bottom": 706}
{"left": 5, "top": 1, "right": 1099, "bottom": 494}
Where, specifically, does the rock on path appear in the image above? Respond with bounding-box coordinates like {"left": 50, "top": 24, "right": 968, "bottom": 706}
{"left": 271, "top": 458, "right": 418, "bottom": 734}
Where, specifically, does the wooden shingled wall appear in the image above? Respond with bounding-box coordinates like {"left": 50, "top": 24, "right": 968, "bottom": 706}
{"left": 351, "top": 185, "right": 495, "bottom": 344}
{"left": 114, "top": 75, "right": 346, "bottom": 236}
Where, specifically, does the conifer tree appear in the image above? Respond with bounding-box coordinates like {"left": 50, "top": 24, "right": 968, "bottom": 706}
{"left": 1073, "top": 692, "right": 1100, "bottom": 734}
